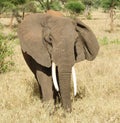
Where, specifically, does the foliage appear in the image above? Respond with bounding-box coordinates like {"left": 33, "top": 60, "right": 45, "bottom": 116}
{"left": 65, "top": 1, "right": 85, "bottom": 14}
{"left": 0, "top": 33, "right": 14, "bottom": 73}
{"left": 0, "top": 0, "right": 38, "bottom": 15}
{"left": 101, "top": 0, "right": 120, "bottom": 10}
{"left": 0, "top": 23, "right": 4, "bottom": 29}
{"left": 81, "top": 0, "right": 101, "bottom": 9}
{"left": 37, "top": 0, "right": 62, "bottom": 11}
{"left": 50, "top": 0, "right": 62, "bottom": 11}
{"left": 93, "top": 0, "right": 103, "bottom": 9}
{"left": 23, "top": 1, "right": 38, "bottom": 13}
{"left": 86, "top": 12, "right": 92, "bottom": 19}
{"left": 100, "top": 0, "right": 120, "bottom": 32}
{"left": 0, "top": 0, "right": 26, "bottom": 12}
{"left": 100, "top": 36, "right": 109, "bottom": 45}
{"left": 81, "top": 0, "right": 94, "bottom": 6}
{"left": 99, "top": 37, "right": 120, "bottom": 45}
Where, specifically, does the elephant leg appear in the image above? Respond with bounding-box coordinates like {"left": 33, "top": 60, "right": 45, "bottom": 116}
{"left": 22, "top": 51, "right": 53, "bottom": 102}
{"left": 36, "top": 67, "right": 54, "bottom": 101}
{"left": 22, "top": 51, "right": 42, "bottom": 98}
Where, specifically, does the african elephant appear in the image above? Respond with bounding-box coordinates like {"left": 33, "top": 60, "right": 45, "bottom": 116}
{"left": 17, "top": 13, "right": 99, "bottom": 111}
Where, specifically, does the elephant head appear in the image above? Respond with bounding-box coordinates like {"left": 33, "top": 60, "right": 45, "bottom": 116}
{"left": 18, "top": 13, "right": 99, "bottom": 111}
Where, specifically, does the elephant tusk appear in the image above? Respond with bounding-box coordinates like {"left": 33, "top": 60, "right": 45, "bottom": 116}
{"left": 52, "top": 62, "right": 59, "bottom": 91}
{"left": 72, "top": 66, "right": 77, "bottom": 96}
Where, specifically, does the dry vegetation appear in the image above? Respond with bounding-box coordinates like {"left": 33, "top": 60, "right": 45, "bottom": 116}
{"left": 0, "top": 10, "right": 120, "bottom": 123}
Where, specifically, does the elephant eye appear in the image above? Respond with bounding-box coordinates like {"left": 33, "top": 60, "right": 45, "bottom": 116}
{"left": 48, "top": 36, "right": 53, "bottom": 45}
{"left": 45, "top": 35, "right": 53, "bottom": 46}
{"left": 49, "top": 36, "right": 52, "bottom": 42}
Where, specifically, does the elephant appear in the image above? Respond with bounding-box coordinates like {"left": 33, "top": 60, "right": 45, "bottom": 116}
{"left": 17, "top": 13, "right": 99, "bottom": 112}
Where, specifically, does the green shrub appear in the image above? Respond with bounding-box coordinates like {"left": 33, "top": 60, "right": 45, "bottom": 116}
{"left": 0, "top": 23, "right": 4, "bottom": 29}
{"left": 100, "top": 37, "right": 109, "bottom": 45}
{"left": 0, "top": 33, "right": 14, "bottom": 73}
{"left": 99, "top": 37, "right": 120, "bottom": 45}
{"left": 65, "top": 1, "right": 85, "bottom": 14}
{"left": 86, "top": 12, "right": 92, "bottom": 19}
{"left": 50, "top": 0, "right": 62, "bottom": 11}
{"left": 110, "top": 39, "right": 120, "bottom": 44}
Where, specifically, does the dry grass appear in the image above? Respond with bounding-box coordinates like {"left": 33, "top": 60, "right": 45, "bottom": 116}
{"left": 0, "top": 10, "right": 120, "bottom": 123}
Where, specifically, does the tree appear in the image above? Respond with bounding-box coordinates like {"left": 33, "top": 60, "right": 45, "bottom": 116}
{"left": 0, "top": 0, "right": 15, "bottom": 15}
{"left": 93, "top": 0, "right": 102, "bottom": 9}
{"left": 101, "top": 0, "right": 120, "bottom": 32}
{"left": 0, "top": 33, "right": 14, "bottom": 73}
{"left": 81, "top": 0, "right": 96, "bottom": 19}
{"left": 0, "top": 0, "right": 39, "bottom": 27}
{"left": 0, "top": 0, "right": 27, "bottom": 27}
{"left": 65, "top": 1, "right": 85, "bottom": 16}
{"left": 36, "top": 0, "right": 62, "bottom": 11}
{"left": 59, "top": 0, "right": 67, "bottom": 4}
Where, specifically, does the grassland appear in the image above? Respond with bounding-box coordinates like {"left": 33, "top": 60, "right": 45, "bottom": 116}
{"left": 0, "top": 10, "right": 120, "bottom": 123}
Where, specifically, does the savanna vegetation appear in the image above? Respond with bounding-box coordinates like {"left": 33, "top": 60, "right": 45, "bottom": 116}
{"left": 0, "top": 0, "right": 120, "bottom": 122}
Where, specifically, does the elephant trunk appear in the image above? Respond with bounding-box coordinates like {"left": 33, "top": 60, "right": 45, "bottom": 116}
{"left": 58, "top": 66, "right": 72, "bottom": 111}
{"left": 72, "top": 66, "right": 77, "bottom": 96}
{"left": 52, "top": 62, "right": 77, "bottom": 96}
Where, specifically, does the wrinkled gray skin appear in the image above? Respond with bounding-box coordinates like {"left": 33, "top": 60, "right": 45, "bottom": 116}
{"left": 18, "top": 13, "right": 99, "bottom": 111}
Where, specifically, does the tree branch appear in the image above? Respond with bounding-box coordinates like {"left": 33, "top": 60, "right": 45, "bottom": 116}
{"left": 37, "top": 0, "right": 46, "bottom": 9}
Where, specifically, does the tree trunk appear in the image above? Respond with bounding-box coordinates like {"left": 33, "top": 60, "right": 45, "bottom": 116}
{"left": 38, "top": 0, "right": 45, "bottom": 9}
{"left": 22, "top": 8, "right": 25, "bottom": 20}
{"left": 110, "top": 7, "right": 114, "bottom": 32}
{"left": 9, "top": 14, "right": 14, "bottom": 28}
{"left": 46, "top": 0, "right": 50, "bottom": 10}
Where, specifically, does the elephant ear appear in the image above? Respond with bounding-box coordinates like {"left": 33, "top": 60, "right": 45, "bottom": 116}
{"left": 75, "top": 19, "right": 99, "bottom": 62}
{"left": 18, "top": 14, "right": 51, "bottom": 67}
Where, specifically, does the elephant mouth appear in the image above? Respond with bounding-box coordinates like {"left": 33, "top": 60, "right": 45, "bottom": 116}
{"left": 52, "top": 62, "right": 77, "bottom": 96}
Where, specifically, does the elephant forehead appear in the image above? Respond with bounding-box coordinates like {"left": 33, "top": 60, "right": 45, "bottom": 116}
{"left": 51, "top": 20, "right": 77, "bottom": 40}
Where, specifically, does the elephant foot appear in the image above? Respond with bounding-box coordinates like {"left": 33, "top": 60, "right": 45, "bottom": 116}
{"left": 64, "top": 107, "right": 72, "bottom": 113}
{"left": 53, "top": 107, "right": 71, "bottom": 118}
{"left": 43, "top": 100, "right": 55, "bottom": 115}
